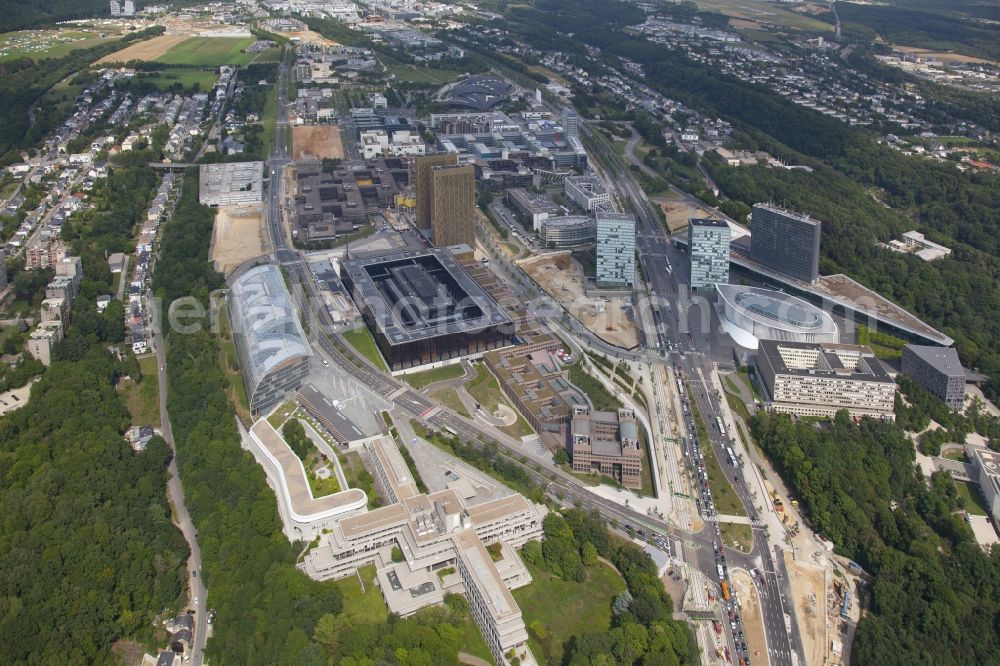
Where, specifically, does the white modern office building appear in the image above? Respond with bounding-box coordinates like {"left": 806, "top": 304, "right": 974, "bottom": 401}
{"left": 756, "top": 341, "right": 896, "bottom": 420}
{"left": 595, "top": 212, "right": 636, "bottom": 289}
{"left": 966, "top": 445, "right": 1000, "bottom": 525}
{"left": 716, "top": 284, "right": 838, "bottom": 349}
{"left": 564, "top": 174, "right": 611, "bottom": 211}
{"left": 688, "top": 218, "right": 730, "bottom": 290}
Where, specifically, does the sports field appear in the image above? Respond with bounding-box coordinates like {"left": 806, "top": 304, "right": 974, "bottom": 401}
{"left": 154, "top": 36, "right": 258, "bottom": 66}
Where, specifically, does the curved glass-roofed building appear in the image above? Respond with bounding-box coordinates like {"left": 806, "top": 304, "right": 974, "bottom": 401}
{"left": 229, "top": 264, "right": 312, "bottom": 416}
{"left": 716, "top": 284, "right": 838, "bottom": 348}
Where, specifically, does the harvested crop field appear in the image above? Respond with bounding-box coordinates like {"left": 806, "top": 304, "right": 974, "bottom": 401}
{"left": 96, "top": 34, "right": 190, "bottom": 64}
{"left": 210, "top": 204, "right": 266, "bottom": 275}
{"left": 292, "top": 125, "right": 345, "bottom": 161}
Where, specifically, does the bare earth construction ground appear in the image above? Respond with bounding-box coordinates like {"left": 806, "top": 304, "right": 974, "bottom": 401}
{"left": 292, "top": 125, "right": 345, "bottom": 161}
{"left": 785, "top": 552, "right": 828, "bottom": 666}
{"left": 210, "top": 204, "right": 266, "bottom": 275}
{"left": 96, "top": 34, "right": 190, "bottom": 64}
{"left": 520, "top": 254, "right": 639, "bottom": 349}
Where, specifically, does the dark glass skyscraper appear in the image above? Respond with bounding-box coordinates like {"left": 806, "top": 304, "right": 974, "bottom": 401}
{"left": 751, "top": 204, "right": 822, "bottom": 283}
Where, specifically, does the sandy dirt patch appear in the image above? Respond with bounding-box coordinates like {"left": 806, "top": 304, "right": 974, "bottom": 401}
{"left": 661, "top": 200, "right": 706, "bottom": 234}
{"left": 293, "top": 125, "right": 345, "bottom": 161}
{"left": 730, "top": 570, "right": 768, "bottom": 663}
{"left": 97, "top": 34, "right": 190, "bottom": 64}
{"left": 210, "top": 204, "right": 265, "bottom": 274}
{"left": 785, "top": 552, "right": 827, "bottom": 666}
{"left": 284, "top": 29, "right": 341, "bottom": 47}
{"left": 520, "top": 254, "right": 639, "bottom": 349}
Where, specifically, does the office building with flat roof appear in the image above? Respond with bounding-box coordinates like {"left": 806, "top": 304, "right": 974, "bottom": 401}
{"left": 570, "top": 405, "right": 643, "bottom": 488}
{"left": 228, "top": 264, "right": 312, "bottom": 415}
{"left": 198, "top": 162, "right": 264, "bottom": 206}
{"left": 688, "top": 218, "right": 730, "bottom": 290}
{"left": 540, "top": 215, "right": 595, "bottom": 248}
{"left": 902, "top": 344, "right": 966, "bottom": 411}
{"left": 564, "top": 174, "right": 611, "bottom": 212}
{"left": 751, "top": 204, "right": 821, "bottom": 283}
{"left": 415, "top": 152, "right": 458, "bottom": 231}
{"left": 340, "top": 249, "right": 514, "bottom": 370}
{"left": 429, "top": 164, "right": 475, "bottom": 247}
{"left": 595, "top": 212, "right": 636, "bottom": 289}
{"left": 756, "top": 340, "right": 896, "bottom": 420}
{"left": 506, "top": 188, "right": 562, "bottom": 231}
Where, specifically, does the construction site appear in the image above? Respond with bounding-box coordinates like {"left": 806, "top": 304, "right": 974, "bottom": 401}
{"left": 292, "top": 125, "right": 346, "bottom": 161}
{"left": 519, "top": 252, "right": 639, "bottom": 349}
{"left": 208, "top": 204, "right": 266, "bottom": 274}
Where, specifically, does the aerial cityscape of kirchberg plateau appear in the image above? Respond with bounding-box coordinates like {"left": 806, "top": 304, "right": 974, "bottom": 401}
{"left": 0, "top": 0, "right": 998, "bottom": 664}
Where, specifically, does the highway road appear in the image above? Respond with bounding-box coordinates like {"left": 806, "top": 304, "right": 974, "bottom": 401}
{"left": 149, "top": 291, "right": 208, "bottom": 666}
{"left": 583, "top": 118, "right": 806, "bottom": 666}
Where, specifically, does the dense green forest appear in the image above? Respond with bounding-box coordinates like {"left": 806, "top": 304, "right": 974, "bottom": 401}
{"left": 0, "top": 25, "right": 164, "bottom": 165}
{"left": 751, "top": 411, "right": 1000, "bottom": 665}
{"left": 0, "top": 154, "right": 188, "bottom": 658}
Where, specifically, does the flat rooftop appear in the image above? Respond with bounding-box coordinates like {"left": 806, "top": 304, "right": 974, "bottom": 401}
{"left": 249, "top": 420, "right": 367, "bottom": 517}
{"left": 759, "top": 340, "right": 895, "bottom": 383}
{"left": 905, "top": 344, "right": 965, "bottom": 378}
{"left": 298, "top": 383, "right": 366, "bottom": 441}
{"left": 342, "top": 248, "right": 512, "bottom": 346}
{"left": 198, "top": 161, "right": 263, "bottom": 203}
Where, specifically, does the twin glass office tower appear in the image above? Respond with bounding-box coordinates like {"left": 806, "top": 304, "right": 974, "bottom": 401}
{"left": 688, "top": 218, "right": 731, "bottom": 290}
{"left": 596, "top": 213, "right": 636, "bottom": 289}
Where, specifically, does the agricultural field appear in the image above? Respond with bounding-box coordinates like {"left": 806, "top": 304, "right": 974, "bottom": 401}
{"left": 154, "top": 36, "right": 258, "bottom": 66}
{"left": 693, "top": 0, "right": 834, "bottom": 33}
{"left": 96, "top": 33, "right": 190, "bottom": 64}
{"left": 130, "top": 67, "right": 220, "bottom": 92}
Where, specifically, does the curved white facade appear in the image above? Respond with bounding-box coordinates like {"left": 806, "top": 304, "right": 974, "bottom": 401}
{"left": 717, "top": 284, "right": 838, "bottom": 348}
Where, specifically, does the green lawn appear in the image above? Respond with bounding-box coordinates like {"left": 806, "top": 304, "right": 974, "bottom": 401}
{"left": 267, "top": 400, "right": 298, "bottom": 429}
{"left": 955, "top": 481, "right": 989, "bottom": 517}
{"left": 334, "top": 564, "right": 388, "bottom": 624}
{"left": 155, "top": 37, "right": 257, "bottom": 66}
{"left": 466, "top": 364, "right": 534, "bottom": 438}
{"left": 402, "top": 363, "right": 466, "bottom": 390}
{"left": 121, "top": 355, "right": 161, "bottom": 428}
{"left": 431, "top": 386, "right": 471, "bottom": 418}
{"left": 513, "top": 558, "right": 626, "bottom": 666}
{"left": 720, "top": 522, "right": 753, "bottom": 553}
{"left": 131, "top": 68, "right": 219, "bottom": 93}
{"left": 387, "top": 64, "right": 462, "bottom": 85}
{"left": 568, "top": 363, "right": 623, "bottom": 412}
{"left": 342, "top": 326, "right": 388, "bottom": 372}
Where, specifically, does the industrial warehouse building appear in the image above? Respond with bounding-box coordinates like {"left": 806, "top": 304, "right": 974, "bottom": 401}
{"left": 228, "top": 264, "right": 312, "bottom": 415}
{"left": 716, "top": 284, "right": 838, "bottom": 349}
{"left": 340, "top": 248, "right": 515, "bottom": 370}
{"left": 756, "top": 341, "right": 896, "bottom": 420}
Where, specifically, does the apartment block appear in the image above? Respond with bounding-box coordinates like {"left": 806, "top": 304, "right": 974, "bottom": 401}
{"left": 27, "top": 320, "right": 64, "bottom": 366}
